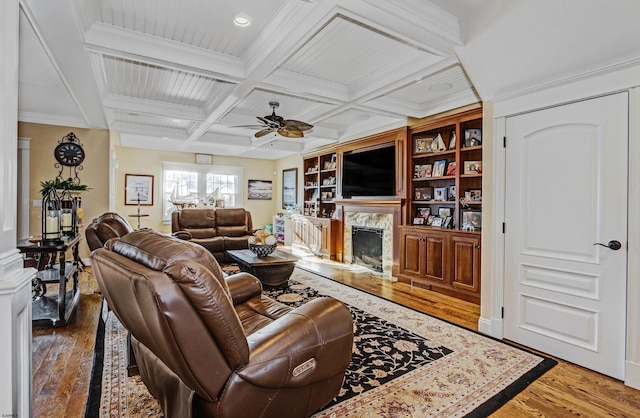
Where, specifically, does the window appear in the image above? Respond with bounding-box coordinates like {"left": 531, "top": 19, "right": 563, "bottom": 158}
{"left": 162, "top": 162, "right": 243, "bottom": 222}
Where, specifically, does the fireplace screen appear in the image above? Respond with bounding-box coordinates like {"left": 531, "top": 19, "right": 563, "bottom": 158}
{"left": 352, "top": 226, "right": 383, "bottom": 272}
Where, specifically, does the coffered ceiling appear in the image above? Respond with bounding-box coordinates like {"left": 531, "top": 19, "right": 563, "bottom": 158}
{"left": 18, "top": 0, "right": 640, "bottom": 159}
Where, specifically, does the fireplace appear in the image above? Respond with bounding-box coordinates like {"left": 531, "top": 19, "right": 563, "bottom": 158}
{"left": 352, "top": 226, "right": 384, "bottom": 272}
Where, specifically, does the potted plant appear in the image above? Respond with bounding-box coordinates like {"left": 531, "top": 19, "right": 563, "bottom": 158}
{"left": 39, "top": 178, "right": 89, "bottom": 197}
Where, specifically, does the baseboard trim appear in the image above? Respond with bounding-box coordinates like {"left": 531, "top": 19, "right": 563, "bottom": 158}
{"left": 625, "top": 361, "right": 640, "bottom": 389}
{"left": 478, "top": 316, "right": 503, "bottom": 339}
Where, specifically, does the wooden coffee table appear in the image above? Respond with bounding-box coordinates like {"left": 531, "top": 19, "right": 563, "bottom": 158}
{"left": 226, "top": 249, "right": 300, "bottom": 287}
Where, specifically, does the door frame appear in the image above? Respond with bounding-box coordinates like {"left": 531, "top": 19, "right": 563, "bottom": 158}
{"left": 479, "top": 64, "right": 640, "bottom": 388}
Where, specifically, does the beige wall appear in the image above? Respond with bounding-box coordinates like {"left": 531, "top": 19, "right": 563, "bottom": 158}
{"left": 18, "top": 121, "right": 304, "bottom": 256}
{"left": 19, "top": 122, "right": 110, "bottom": 258}
{"left": 114, "top": 146, "right": 281, "bottom": 233}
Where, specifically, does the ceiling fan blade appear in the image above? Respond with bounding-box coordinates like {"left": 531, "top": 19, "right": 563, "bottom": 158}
{"left": 255, "top": 128, "right": 276, "bottom": 138}
{"left": 277, "top": 127, "right": 304, "bottom": 138}
{"left": 283, "top": 120, "right": 313, "bottom": 131}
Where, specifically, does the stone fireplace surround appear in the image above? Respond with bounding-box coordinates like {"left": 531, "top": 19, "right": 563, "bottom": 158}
{"left": 334, "top": 199, "right": 403, "bottom": 279}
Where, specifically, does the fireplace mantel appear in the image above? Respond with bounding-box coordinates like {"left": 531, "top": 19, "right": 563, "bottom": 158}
{"left": 334, "top": 198, "right": 403, "bottom": 208}
{"left": 334, "top": 198, "right": 404, "bottom": 277}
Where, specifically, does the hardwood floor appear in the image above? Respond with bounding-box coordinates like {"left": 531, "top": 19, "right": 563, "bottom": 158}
{"left": 32, "top": 261, "right": 640, "bottom": 417}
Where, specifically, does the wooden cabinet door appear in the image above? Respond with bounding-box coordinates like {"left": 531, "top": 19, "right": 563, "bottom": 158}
{"left": 292, "top": 217, "right": 308, "bottom": 248}
{"left": 450, "top": 234, "right": 481, "bottom": 293}
{"left": 424, "top": 233, "right": 446, "bottom": 284}
{"left": 400, "top": 229, "right": 424, "bottom": 276}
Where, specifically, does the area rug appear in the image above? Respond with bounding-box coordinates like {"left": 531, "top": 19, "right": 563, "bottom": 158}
{"left": 86, "top": 268, "right": 556, "bottom": 417}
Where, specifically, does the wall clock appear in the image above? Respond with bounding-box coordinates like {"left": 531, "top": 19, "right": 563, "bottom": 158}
{"left": 54, "top": 141, "right": 85, "bottom": 167}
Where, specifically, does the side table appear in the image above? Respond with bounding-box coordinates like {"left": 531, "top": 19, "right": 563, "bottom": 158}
{"left": 17, "top": 235, "right": 82, "bottom": 327}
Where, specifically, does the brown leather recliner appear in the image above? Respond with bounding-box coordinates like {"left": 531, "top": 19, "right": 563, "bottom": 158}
{"left": 171, "top": 208, "right": 254, "bottom": 262}
{"left": 90, "top": 229, "right": 354, "bottom": 418}
{"left": 85, "top": 212, "right": 134, "bottom": 251}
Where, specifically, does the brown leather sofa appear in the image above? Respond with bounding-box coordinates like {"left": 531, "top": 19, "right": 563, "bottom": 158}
{"left": 85, "top": 212, "right": 134, "bottom": 251}
{"left": 91, "top": 229, "right": 354, "bottom": 418}
{"left": 171, "top": 208, "right": 254, "bottom": 262}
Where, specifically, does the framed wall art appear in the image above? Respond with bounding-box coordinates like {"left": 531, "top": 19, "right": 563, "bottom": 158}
{"left": 282, "top": 168, "right": 298, "bottom": 209}
{"left": 125, "top": 174, "right": 154, "bottom": 205}
{"left": 248, "top": 180, "right": 272, "bottom": 200}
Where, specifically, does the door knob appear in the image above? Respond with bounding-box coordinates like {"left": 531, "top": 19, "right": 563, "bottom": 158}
{"left": 593, "top": 240, "right": 622, "bottom": 250}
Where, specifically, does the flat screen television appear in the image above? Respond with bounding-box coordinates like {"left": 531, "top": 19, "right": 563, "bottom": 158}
{"left": 341, "top": 143, "right": 395, "bottom": 198}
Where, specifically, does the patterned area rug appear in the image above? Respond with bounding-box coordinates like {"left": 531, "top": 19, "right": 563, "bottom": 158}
{"left": 86, "top": 268, "right": 555, "bottom": 417}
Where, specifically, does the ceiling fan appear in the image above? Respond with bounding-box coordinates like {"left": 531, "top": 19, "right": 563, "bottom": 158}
{"left": 251, "top": 101, "right": 313, "bottom": 139}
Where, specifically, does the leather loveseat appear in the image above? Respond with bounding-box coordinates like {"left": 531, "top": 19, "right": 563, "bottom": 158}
{"left": 91, "top": 229, "right": 354, "bottom": 418}
{"left": 171, "top": 208, "right": 254, "bottom": 262}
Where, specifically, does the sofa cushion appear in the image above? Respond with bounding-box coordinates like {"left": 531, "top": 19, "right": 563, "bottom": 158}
{"left": 184, "top": 227, "right": 217, "bottom": 239}
{"left": 190, "top": 236, "right": 225, "bottom": 255}
{"left": 216, "top": 208, "right": 249, "bottom": 237}
{"left": 224, "top": 236, "right": 251, "bottom": 251}
{"left": 179, "top": 209, "right": 216, "bottom": 229}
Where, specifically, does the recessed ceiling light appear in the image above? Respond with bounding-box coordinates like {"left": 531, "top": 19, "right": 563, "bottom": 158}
{"left": 233, "top": 13, "right": 251, "bottom": 27}
{"left": 429, "top": 83, "right": 453, "bottom": 92}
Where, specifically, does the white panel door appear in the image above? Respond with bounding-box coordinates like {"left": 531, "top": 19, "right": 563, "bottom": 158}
{"left": 504, "top": 93, "right": 628, "bottom": 379}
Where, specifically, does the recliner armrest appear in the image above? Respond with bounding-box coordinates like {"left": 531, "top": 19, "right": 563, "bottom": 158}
{"left": 225, "top": 272, "right": 262, "bottom": 305}
{"left": 172, "top": 230, "right": 192, "bottom": 240}
{"left": 239, "top": 297, "right": 354, "bottom": 388}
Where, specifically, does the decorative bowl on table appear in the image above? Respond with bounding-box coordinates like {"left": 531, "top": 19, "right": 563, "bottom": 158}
{"left": 249, "top": 243, "right": 277, "bottom": 257}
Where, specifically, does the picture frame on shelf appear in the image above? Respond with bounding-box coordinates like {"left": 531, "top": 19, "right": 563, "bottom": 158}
{"left": 414, "top": 135, "right": 435, "bottom": 154}
{"left": 442, "top": 216, "right": 453, "bottom": 228}
{"left": 413, "top": 164, "right": 432, "bottom": 178}
{"left": 448, "top": 185, "right": 456, "bottom": 201}
{"left": 125, "top": 174, "right": 154, "bottom": 205}
{"left": 415, "top": 186, "right": 434, "bottom": 200}
{"left": 461, "top": 209, "right": 482, "bottom": 231}
{"left": 469, "top": 189, "right": 482, "bottom": 201}
{"left": 412, "top": 217, "right": 425, "bottom": 225}
{"left": 426, "top": 215, "right": 435, "bottom": 226}
{"left": 434, "top": 187, "right": 447, "bottom": 201}
{"left": 463, "top": 160, "right": 482, "bottom": 174}
{"left": 438, "top": 207, "right": 452, "bottom": 218}
{"left": 431, "top": 217, "right": 444, "bottom": 227}
{"left": 445, "top": 161, "right": 456, "bottom": 176}
{"left": 417, "top": 207, "right": 431, "bottom": 218}
{"left": 433, "top": 160, "right": 446, "bottom": 177}
{"left": 282, "top": 168, "right": 298, "bottom": 209}
{"left": 463, "top": 129, "right": 482, "bottom": 147}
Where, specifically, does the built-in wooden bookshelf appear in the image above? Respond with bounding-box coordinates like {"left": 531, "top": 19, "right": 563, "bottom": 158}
{"left": 399, "top": 108, "right": 483, "bottom": 303}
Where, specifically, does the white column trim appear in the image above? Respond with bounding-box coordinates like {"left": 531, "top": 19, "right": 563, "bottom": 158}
{"left": 625, "top": 86, "right": 640, "bottom": 389}
{"left": 17, "top": 137, "right": 31, "bottom": 241}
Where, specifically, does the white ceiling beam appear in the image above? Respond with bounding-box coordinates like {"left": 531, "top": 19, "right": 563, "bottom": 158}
{"left": 84, "top": 23, "right": 246, "bottom": 80}
{"left": 109, "top": 121, "right": 189, "bottom": 140}
{"left": 102, "top": 95, "right": 206, "bottom": 121}
{"left": 262, "top": 69, "right": 349, "bottom": 103}
{"left": 20, "top": 0, "right": 107, "bottom": 128}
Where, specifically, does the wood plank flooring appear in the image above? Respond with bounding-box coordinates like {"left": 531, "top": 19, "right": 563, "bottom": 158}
{"left": 32, "top": 261, "right": 640, "bottom": 417}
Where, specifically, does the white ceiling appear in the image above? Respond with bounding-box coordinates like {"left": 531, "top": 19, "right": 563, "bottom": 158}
{"left": 17, "top": 0, "right": 640, "bottom": 160}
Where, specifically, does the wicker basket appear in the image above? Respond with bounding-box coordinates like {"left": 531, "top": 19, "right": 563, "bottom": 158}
{"left": 249, "top": 243, "right": 276, "bottom": 257}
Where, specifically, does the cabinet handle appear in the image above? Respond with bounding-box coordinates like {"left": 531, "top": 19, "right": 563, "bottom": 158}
{"left": 475, "top": 245, "right": 481, "bottom": 249}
